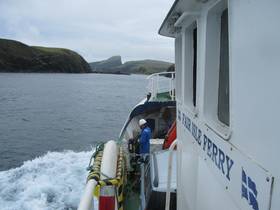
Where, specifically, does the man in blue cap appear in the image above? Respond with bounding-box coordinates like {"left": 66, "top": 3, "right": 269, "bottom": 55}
{"left": 139, "top": 119, "right": 151, "bottom": 154}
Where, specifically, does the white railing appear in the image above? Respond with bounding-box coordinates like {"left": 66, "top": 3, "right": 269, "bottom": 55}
{"left": 165, "top": 139, "right": 177, "bottom": 210}
{"left": 147, "top": 72, "right": 175, "bottom": 101}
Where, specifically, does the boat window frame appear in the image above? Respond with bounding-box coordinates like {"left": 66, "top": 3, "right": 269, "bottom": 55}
{"left": 183, "top": 21, "right": 198, "bottom": 113}
{"left": 175, "top": 34, "right": 183, "bottom": 104}
{"left": 203, "top": 0, "right": 231, "bottom": 140}
{"left": 217, "top": 8, "right": 229, "bottom": 126}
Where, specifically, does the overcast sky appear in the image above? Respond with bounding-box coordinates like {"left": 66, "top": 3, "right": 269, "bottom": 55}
{"left": 0, "top": 0, "right": 174, "bottom": 63}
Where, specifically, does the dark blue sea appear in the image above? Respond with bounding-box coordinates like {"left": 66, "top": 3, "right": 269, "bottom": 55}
{"left": 0, "top": 73, "right": 146, "bottom": 209}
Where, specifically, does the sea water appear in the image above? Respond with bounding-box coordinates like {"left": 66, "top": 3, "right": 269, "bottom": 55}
{"left": 0, "top": 73, "right": 146, "bottom": 209}
{"left": 0, "top": 151, "right": 91, "bottom": 210}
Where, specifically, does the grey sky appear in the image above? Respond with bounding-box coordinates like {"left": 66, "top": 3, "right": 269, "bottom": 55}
{"left": 0, "top": 0, "right": 174, "bottom": 63}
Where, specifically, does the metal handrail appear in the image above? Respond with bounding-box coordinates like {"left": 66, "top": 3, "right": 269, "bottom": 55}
{"left": 146, "top": 72, "right": 175, "bottom": 100}
{"left": 165, "top": 139, "right": 177, "bottom": 210}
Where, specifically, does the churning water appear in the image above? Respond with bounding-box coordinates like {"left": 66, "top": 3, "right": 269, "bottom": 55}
{"left": 0, "top": 73, "right": 146, "bottom": 209}
{"left": 0, "top": 151, "right": 92, "bottom": 210}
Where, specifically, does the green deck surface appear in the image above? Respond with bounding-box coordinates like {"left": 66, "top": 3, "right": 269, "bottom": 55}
{"left": 123, "top": 169, "right": 141, "bottom": 210}
{"left": 154, "top": 91, "right": 173, "bottom": 101}
{"left": 124, "top": 190, "right": 140, "bottom": 210}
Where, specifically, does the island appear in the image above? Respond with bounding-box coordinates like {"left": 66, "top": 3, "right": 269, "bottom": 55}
{"left": 90, "top": 56, "right": 173, "bottom": 75}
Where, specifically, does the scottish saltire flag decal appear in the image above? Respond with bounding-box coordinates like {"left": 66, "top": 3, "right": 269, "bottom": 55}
{"left": 242, "top": 169, "right": 259, "bottom": 210}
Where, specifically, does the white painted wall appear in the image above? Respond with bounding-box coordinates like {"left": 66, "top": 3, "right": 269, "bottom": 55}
{"left": 170, "top": 0, "right": 279, "bottom": 209}
{"left": 229, "top": 1, "right": 280, "bottom": 208}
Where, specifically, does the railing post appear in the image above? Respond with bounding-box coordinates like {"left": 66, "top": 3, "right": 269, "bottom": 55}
{"left": 172, "top": 73, "right": 175, "bottom": 100}
{"left": 156, "top": 74, "right": 159, "bottom": 97}
{"left": 169, "top": 73, "right": 172, "bottom": 99}
{"left": 153, "top": 77, "right": 155, "bottom": 98}
{"left": 151, "top": 78, "right": 153, "bottom": 98}
{"left": 140, "top": 161, "right": 146, "bottom": 210}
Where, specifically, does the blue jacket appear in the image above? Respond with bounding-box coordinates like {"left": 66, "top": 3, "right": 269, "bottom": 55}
{"left": 140, "top": 126, "right": 151, "bottom": 154}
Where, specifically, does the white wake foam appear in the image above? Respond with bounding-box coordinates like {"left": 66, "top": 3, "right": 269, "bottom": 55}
{"left": 0, "top": 150, "right": 94, "bottom": 210}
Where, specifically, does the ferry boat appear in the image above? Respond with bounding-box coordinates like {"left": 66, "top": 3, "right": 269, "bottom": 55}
{"left": 78, "top": 72, "right": 177, "bottom": 210}
{"left": 78, "top": 0, "right": 280, "bottom": 210}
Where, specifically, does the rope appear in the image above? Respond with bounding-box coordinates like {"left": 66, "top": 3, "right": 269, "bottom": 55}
{"left": 87, "top": 146, "right": 125, "bottom": 210}
{"left": 87, "top": 150, "right": 103, "bottom": 182}
{"left": 86, "top": 143, "right": 105, "bottom": 171}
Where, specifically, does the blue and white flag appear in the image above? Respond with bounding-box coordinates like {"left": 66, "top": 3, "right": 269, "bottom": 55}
{"left": 242, "top": 169, "right": 259, "bottom": 210}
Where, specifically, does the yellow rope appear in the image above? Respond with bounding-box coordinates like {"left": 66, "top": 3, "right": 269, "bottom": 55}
{"left": 88, "top": 147, "right": 125, "bottom": 210}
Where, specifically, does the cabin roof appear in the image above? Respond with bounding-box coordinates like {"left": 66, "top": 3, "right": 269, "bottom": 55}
{"left": 158, "top": 0, "right": 204, "bottom": 38}
{"left": 158, "top": 0, "right": 179, "bottom": 38}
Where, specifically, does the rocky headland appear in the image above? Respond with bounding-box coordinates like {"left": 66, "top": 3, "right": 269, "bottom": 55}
{"left": 0, "top": 38, "right": 91, "bottom": 73}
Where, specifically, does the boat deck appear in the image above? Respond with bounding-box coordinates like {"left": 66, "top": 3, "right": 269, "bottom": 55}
{"left": 124, "top": 190, "right": 140, "bottom": 210}
{"left": 154, "top": 91, "right": 173, "bottom": 101}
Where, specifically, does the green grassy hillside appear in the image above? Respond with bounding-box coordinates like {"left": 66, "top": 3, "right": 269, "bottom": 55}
{"left": 90, "top": 56, "right": 173, "bottom": 75}
{"left": 0, "top": 39, "right": 91, "bottom": 73}
{"left": 90, "top": 56, "right": 122, "bottom": 71}
{"left": 116, "top": 60, "right": 173, "bottom": 74}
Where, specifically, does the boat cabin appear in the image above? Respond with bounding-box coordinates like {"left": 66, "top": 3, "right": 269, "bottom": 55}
{"left": 159, "top": 0, "right": 280, "bottom": 210}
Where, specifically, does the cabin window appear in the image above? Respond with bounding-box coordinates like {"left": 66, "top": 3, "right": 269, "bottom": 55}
{"left": 183, "top": 23, "right": 197, "bottom": 109}
{"left": 204, "top": 1, "right": 230, "bottom": 139}
{"left": 218, "top": 9, "right": 229, "bottom": 126}
{"left": 175, "top": 35, "right": 183, "bottom": 102}
{"left": 193, "top": 28, "right": 197, "bottom": 107}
